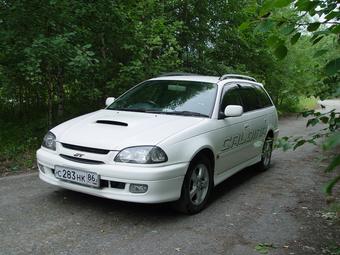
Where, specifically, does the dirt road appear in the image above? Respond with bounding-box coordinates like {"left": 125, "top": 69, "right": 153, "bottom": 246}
{"left": 0, "top": 101, "right": 339, "bottom": 255}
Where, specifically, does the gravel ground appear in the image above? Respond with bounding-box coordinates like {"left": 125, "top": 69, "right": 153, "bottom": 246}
{"left": 0, "top": 100, "right": 339, "bottom": 255}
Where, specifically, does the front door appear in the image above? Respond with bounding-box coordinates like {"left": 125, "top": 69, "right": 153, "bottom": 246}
{"left": 214, "top": 84, "right": 249, "bottom": 175}
{"left": 238, "top": 83, "right": 268, "bottom": 160}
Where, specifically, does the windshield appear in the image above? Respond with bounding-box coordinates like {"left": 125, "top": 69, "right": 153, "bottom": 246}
{"left": 107, "top": 80, "right": 217, "bottom": 117}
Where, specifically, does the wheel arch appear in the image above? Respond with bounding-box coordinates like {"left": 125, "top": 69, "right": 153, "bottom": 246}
{"left": 190, "top": 147, "right": 215, "bottom": 176}
{"left": 267, "top": 129, "right": 274, "bottom": 138}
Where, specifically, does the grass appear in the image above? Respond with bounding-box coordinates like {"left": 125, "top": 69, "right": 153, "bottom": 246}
{"left": 295, "top": 96, "right": 319, "bottom": 112}
{"left": 0, "top": 117, "right": 47, "bottom": 176}
{"left": 278, "top": 96, "right": 318, "bottom": 115}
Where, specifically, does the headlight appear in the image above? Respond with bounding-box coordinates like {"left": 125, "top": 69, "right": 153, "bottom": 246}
{"left": 42, "top": 132, "right": 56, "bottom": 151}
{"left": 114, "top": 146, "right": 168, "bottom": 164}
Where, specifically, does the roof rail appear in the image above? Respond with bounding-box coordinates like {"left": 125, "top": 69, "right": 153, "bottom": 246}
{"left": 158, "top": 72, "right": 200, "bottom": 77}
{"left": 219, "top": 74, "right": 256, "bottom": 82}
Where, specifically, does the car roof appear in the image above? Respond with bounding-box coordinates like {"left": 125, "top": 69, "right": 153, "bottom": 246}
{"left": 149, "top": 75, "right": 263, "bottom": 87}
{"left": 150, "top": 75, "right": 220, "bottom": 84}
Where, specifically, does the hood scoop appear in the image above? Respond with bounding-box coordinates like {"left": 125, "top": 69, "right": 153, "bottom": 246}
{"left": 96, "top": 120, "right": 128, "bottom": 126}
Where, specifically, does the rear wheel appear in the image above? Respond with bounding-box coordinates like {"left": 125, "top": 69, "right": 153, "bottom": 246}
{"left": 256, "top": 135, "right": 273, "bottom": 171}
{"left": 174, "top": 155, "right": 213, "bottom": 214}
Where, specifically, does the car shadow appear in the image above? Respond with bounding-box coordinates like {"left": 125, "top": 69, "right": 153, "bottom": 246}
{"left": 210, "top": 164, "right": 267, "bottom": 203}
{"left": 48, "top": 187, "right": 180, "bottom": 220}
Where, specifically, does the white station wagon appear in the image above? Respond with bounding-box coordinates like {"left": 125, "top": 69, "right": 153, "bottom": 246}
{"left": 37, "top": 73, "right": 279, "bottom": 214}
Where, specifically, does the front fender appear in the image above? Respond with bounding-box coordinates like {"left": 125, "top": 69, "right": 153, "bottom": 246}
{"left": 160, "top": 134, "right": 216, "bottom": 166}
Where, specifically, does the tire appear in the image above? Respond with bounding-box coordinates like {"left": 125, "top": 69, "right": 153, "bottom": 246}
{"left": 256, "top": 135, "right": 273, "bottom": 171}
{"left": 174, "top": 155, "right": 213, "bottom": 214}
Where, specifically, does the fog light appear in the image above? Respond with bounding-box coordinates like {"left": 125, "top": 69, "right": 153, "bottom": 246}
{"left": 129, "top": 184, "right": 148, "bottom": 193}
{"left": 38, "top": 163, "right": 45, "bottom": 173}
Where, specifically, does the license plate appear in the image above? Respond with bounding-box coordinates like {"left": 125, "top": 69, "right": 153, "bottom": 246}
{"left": 54, "top": 166, "right": 99, "bottom": 188}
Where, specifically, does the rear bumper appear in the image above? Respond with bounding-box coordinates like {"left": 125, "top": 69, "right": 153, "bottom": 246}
{"left": 37, "top": 148, "right": 188, "bottom": 203}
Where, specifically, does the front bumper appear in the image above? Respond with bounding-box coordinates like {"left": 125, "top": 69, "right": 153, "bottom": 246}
{"left": 274, "top": 128, "right": 279, "bottom": 141}
{"left": 37, "top": 148, "right": 188, "bottom": 203}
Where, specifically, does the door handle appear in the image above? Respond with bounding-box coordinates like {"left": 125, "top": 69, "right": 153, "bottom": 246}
{"left": 244, "top": 124, "right": 250, "bottom": 128}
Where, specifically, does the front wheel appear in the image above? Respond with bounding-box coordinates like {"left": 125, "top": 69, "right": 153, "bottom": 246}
{"left": 256, "top": 135, "right": 273, "bottom": 171}
{"left": 174, "top": 155, "right": 213, "bottom": 214}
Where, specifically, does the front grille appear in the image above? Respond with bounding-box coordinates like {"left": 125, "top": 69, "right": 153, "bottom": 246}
{"left": 100, "top": 180, "right": 109, "bottom": 188}
{"left": 110, "top": 181, "right": 126, "bottom": 189}
{"left": 60, "top": 154, "right": 105, "bottom": 165}
{"left": 61, "top": 143, "right": 110, "bottom": 154}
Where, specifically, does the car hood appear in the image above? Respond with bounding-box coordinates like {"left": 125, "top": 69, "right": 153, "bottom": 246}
{"left": 52, "top": 109, "right": 205, "bottom": 150}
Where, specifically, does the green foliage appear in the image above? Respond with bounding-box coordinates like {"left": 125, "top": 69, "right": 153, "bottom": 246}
{"left": 254, "top": 0, "right": 340, "bottom": 87}
{"left": 274, "top": 44, "right": 288, "bottom": 59}
{"left": 255, "top": 0, "right": 339, "bottom": 196}
{"left": 325, "top": 58, "right": 340, "bottom": 76}
{"left": 0, "top": 116, "right": 46, "bottom": 172}
{"left": 291, "top": 33, "right": 301, "bottom": 45}
{"left": 255, "top": 243, "right": 276, "bottom": 254}
{"left": 0, "top": 0, "right": 338, "bottom": 173}
{"left": 276, "top": 109, "right": 340, "bottom": 194}
{"left": 323, "top": 244, "right": 340, "bottom": 255}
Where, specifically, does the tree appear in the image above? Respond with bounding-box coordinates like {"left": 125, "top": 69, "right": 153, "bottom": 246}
{"left": 249, "top": 0, "right": 340, "bottom": 194}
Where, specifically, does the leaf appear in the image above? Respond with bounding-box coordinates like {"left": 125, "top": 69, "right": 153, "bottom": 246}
{"left": 282, "top": 136, "right": 290, "bottom": 141}
{"left": 281, "top": 24, "right": 295, "bottom": 35}
{"left": 319, "top": 116, "right": 329, "bottom": 124}
{"left": 307, "top": 139, "right": 317, "bottom": 145}
{"left": 256, "top": 20, "right": 275, "bottom": 33}
{"left": 323, "top": 133, "right": 340, "bottom": 150}
{"left": 267, "top": 36, "right": 282, "bottom": 47}
{"left": 307, "top": 22, "right": 321, "bottom": 32}
{"left": 258, "top": 1, "right": 275, "bottom": 17}
{"left": 260, "top": 12, "right": 272, "bottom": 19}
{"left": 239, "top": 22, "right": 250, "bottom": 31}
{"left": 290, "top": 32, "right": 301, "bottom": 45}
{"left": 311, "top": 30, "right": 332, "bottom": 38}
{"left": 295, "top": 0, "right": 318, "bottom": 11}
{"left": 312, "top": 36, "right": 323, "bottom": 45}
{"left": 293, "top": 139, "right": 306, "bottom": 150}
{"left": 325, "top": 11, "right": 339, "bottom": 20}
{"left": 314, "top": 111, "right": 321, "bottom": 117}
{"left": 324, "top": 175, "right": 340, "bottom": 195}
{"left": 302, "top": 110, "right": 314, "bottom": 117}
{"left": 275, "top": 137, "right": 293, "bottom": 151}
{"left": 313, "top": 49, "right": 328, "bottom": 58}
{"left": 325, "top": 57, "right": 340, "bottom": 75}
{"left": 325, "top": 155, "right": 340, "bottom": 173}
{"left": 273, "top": 0, "right": 292, "bottom": 8}
{"left": 255, "top": 243, "right": 275, "bottom": 254}
{"left": 331, "top": 25, "right": 340, "bottom": 34}
{"left": 307, "top": 118, "right": 319, "bottom": 127}
{"left": 274, "top": 44, "right": 288, "bottom": 59}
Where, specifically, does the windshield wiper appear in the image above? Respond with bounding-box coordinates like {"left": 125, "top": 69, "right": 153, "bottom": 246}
{"left": 109, "top": 108, "right": 209, "bottom": 117}
{"left": 146, "top": 110, "right": 209, "bottom": 118}
{"left": 108, "top": 108, "right": 147, "bottom": 112}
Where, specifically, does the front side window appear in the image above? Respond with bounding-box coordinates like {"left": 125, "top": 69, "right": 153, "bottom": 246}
{"left": 220, "top": 85, "right": 243, "bottom": 112}
{"left": 107, "top": 80, "right": 217, "bottom": 117}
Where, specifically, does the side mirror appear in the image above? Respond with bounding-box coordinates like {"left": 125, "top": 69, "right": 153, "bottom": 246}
{"left": 105, "top": 97, "right": 115, "bottom": 106}
{"left": 224, "top": 105, "right": 243, "bottom": 118}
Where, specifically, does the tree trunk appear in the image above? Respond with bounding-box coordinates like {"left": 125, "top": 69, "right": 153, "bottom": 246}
{"left": 56, "top": 65, "right": 64, "bottom": 120}
{"left": 47, "top": 79, "right": 53, "bottom": 128}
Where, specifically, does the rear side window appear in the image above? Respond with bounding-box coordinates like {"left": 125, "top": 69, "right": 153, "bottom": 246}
{"left": 254, "top": 86, "right": 273, "bottom": 108}
{"left": 238, "top": 85, "right": 261, "bottom": 112}
{"left": 220, "top": 86, "right": 242, "bottom": 112}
